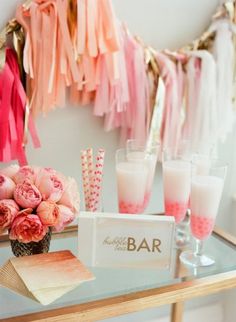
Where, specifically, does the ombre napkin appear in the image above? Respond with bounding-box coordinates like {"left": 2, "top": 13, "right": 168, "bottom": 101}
{"left": 0, "top": 250, "right": 95, "bottom": 305}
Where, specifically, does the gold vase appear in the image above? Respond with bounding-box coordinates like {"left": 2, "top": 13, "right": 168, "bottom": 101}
{"left": 10, "top": 228, "right": 52, "bottom": 257}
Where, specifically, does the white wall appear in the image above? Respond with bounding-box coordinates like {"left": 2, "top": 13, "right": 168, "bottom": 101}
{"left": 2, "top": 1, "right": 236, "bottom": 321}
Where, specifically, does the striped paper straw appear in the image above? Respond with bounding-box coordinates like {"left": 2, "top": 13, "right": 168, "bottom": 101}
{"left": 92, "top": 149, "right": 105, "bottom": 212}
{"left": 80, "top": 150, "right": 90, "bottom": 210}
{"left": 86, "top": 148, "right": 94, "bottom": 211}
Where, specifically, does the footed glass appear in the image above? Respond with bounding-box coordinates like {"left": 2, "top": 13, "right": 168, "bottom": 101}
{"left": 180, "top": 161, "right": 227, "bottom": 267}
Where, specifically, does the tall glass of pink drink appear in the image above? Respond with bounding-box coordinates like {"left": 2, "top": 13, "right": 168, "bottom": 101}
{"left": 180, "top": 161, "right": 227, "bottom": 267}
{"left": 162, "top": 147, "right": 191, "bottom": 247}
{"left": 116, "top": 149, "right": 149, "bottom": 214}
{"left": 163, "top": 160, "right": 191, "bottom": 223}
{"left": 126, "top": 140, "right": 159, "bottom": 211}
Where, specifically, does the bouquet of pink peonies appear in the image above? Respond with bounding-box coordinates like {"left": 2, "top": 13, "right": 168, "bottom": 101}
{"left": 0, "top": 165, "right": 80, "bottom": 244}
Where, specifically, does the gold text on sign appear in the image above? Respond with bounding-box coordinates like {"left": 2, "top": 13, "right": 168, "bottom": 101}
{"left": 127, "top": 237, "right": 161, "bottom": 252}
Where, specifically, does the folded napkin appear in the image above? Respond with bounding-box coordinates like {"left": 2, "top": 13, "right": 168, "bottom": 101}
{"left": 0, "top": 250, "right": 95, "bottom": 305}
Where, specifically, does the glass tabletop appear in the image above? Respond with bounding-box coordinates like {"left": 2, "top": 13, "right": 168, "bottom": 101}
{"left": 0, "top": 228, "right": 236, "bottom": 319}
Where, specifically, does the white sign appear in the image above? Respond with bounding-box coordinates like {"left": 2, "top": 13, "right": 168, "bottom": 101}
{"left": 78, "top": 212, "right": 175, "bottom": 269}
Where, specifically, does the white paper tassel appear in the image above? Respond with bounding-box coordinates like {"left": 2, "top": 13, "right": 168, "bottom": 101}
{"left": 155, "top": 53, "right": 184, "bottom": 153}
{"left": 185, "top": 50, "right": 217, "bottom": 154}
{"left": 209, "top": 19, "right": 235, "bottom": 142}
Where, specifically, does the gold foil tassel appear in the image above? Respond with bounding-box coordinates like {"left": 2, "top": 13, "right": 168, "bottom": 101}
{"left": 0, "top": 27, "right": 6, "bottom": 70}
{"left": 146, "top": 77, "right": 165, "bottom": 154}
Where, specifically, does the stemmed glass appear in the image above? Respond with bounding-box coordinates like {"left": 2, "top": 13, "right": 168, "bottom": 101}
{"left": 162, "top": 147, "right": 191, "bottom": 247}
{"left": 180, "top": 160, "right": 227, "bottom": 267}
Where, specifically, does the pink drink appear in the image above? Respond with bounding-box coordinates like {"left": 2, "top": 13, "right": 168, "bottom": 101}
{"left": 119, "top": 201, "right": 145, "bottom": 214}
{"left": 142, "top": 191, "right": 151, "bottom": 210}
{"left": 165, "top": 200, "right": 188, "bottom": 224}
{"left": 163, "top": 160, "right": 191, "bottom": 224}
{"left": 190, "top": 175, "right": 224, "bottom": 240}
{"left": 127, "top": 151, "right": 157, "bottom": 210}
{"left": 116, "top": 161, "right": 148, "bottom": 214}
{"left": 190, "top": 215, "right": 215, "bottom": 239}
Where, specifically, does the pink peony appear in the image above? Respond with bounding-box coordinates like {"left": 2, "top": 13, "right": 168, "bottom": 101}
{"left": 54, "top": 205, "right": 76, "bottom": 232}
{"left": 35, "top": 167, "right": 64, "bottom": 182}
{"left": 14, "top": 181, "right": 42, "bottom": 208}
{"left": 58, "top": 177, "right": 80, "bottom": 213}
{"left": 0, "top": 165, "right": 20, "bottom": 179}
{"left": 0, "top": 199, "right": 19, "bottom": 233}
{"left": 10, "top": 213, "right": 48, "bottom": 243}
{"left": 37, "top": 201, "right": 59, "bottom": 226}
{"left": 13, "top": 166, "right": 37, "bottom": 184}
{"left": 0, "top": 174, "right": 16, "bottom": 199}
{"left": 35, "top": 170, "right": 65, "bottom": 202}
{"left": 39, "top": 167, "right": 57, "bottom": 175}
{"left": 18, "top": 208, "right": 33, "bottom": 215}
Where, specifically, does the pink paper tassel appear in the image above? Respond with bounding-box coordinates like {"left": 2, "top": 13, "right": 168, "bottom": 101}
{"left": 0, "top": 48, "right": 40, "bottom": 165}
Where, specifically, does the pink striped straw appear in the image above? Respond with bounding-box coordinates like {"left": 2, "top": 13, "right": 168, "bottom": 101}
{"left": 86, "top": 148, "right": 94, "bottom": 210}
{"left": 91, "top": 149, "right": 105, "bottom": 212}
{"left": 80, "top": 150, "right": 90, "bottom": 210}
